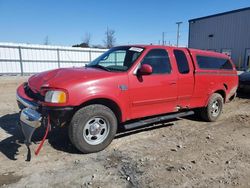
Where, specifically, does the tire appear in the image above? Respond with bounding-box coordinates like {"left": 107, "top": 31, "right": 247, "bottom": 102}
{"left": 69, "top": 104, "right": 117, "bottom": 153}
{"left": 200, "top": 93, "right": 224, "bottom": 122}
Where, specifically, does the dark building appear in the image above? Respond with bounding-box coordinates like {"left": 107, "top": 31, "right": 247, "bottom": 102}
{"left": 188, "top": 7, "right": 250, "bottom": 70}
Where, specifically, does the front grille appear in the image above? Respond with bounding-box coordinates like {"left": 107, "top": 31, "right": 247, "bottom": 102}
{"left": 24, "top": 82, "right": 44, "bottom": 101}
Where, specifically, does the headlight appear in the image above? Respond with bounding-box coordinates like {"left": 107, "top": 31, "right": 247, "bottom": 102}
{"left": 45, "top": 90, "right": 67, "bottom": 103}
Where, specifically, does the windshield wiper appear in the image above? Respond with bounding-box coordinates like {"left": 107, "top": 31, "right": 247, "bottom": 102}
{"left": 85, "top": 64, "right": 111, "bottom": 72}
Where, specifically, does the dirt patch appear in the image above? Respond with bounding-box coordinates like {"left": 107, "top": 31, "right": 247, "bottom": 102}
{"left": 1, "top": 76, "right": 250, "bottom": 187}
{"left": 0, "top": 172, "right": 22, "bottom": 186}
{"left": 232, "top": 114, "right": 250, "bottom": 124}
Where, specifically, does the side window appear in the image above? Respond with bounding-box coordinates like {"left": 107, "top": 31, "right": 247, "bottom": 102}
{"left": 196, "top": 56, "right": 233, "bottom": 70}
{"left": 174, "top": 50, "right": 190, "bottom": 74}
{"left": 141, "top": 49, "right": 171, "bottom": 74}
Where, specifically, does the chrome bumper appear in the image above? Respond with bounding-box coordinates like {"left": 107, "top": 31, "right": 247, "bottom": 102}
{"left": 20, "top": 108, "right": 42, "bottom": 144}
{"left": 17, "top": 93, "right": 42, "bottom": 144}
{"left": 16, "top": 93, "right": 39, "bottom": 110}
{"left": 20, "top": 108, "right": 42, "bottom": 129}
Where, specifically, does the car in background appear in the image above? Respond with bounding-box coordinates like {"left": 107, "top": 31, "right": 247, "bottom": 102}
{"left": 239, "top": 70, "right": 250, "bottom": 92}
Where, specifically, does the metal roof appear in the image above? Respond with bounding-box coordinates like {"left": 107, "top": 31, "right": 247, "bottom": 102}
{"left": 189, "top": 7, "right": 250, "bottom": 22}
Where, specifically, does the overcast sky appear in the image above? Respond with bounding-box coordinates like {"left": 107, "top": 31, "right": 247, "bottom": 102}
{"left": 0, "top": 0, "right": 249, "bottom": 47}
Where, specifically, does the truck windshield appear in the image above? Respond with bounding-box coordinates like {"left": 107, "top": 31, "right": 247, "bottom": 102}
{"left": 87, "top": 46, "right": 144, "bottom": 72}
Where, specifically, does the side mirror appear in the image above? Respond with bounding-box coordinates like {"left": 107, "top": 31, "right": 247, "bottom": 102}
{"left": 138, "top": 64, "right": 152, "bottom": 75}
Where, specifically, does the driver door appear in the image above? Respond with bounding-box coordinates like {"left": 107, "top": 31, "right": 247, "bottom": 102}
{"left": 128, "top": 48, "right": 178, "bottom": 119}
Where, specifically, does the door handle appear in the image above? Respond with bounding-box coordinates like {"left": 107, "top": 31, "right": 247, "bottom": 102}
{"left": 169, "top": 81, "right": 177, "bottom": 85}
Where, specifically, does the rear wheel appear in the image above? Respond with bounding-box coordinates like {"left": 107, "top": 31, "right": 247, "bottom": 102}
{"left": 200, "top": 93, "right": 224, "bottom": 122}
{"left": 69, "top": 104, "right": 117, "bottom": 153}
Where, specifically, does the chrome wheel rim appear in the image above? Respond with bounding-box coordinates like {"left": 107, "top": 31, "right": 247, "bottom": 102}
{"left": 211, "top": 100, "right": 220, "bottom": 117}
{"left": 83, "top": 117, "right": 110, "bottom": 145}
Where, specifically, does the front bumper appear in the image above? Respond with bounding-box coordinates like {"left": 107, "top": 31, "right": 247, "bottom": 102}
{"left": 20, "top": 107, "right": 42, "bottom": 144}
{"left": 17, "top": 92, "right": 74, "bottom": 144}
{"left": 17, "top": 93, "right": 43, "bottom": 144}
{"left": 16, "top": 93, "right": 39, "bottom": 110}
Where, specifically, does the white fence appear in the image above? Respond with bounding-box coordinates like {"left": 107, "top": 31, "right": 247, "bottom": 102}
{"left": 0, "top": 43, "right": 107, "bottom": 75}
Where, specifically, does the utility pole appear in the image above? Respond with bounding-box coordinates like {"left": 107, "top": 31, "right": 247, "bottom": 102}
{"left": 176, "top": 22, "right": 183, "bottom": 47}
{"left": 106, "top": 26, "right": 109, "bottom": 47}
{"left": 162, "top": 32, "right": 165, "bottom": 45}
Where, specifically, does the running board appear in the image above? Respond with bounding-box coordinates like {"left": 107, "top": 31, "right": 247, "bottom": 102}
{"left": 124, "top": 111, "right": 194, "bottom": 130}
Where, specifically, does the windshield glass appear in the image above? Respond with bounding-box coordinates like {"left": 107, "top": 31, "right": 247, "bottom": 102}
{"left": 87, "top": 46, "right": 144, "bottom": 72}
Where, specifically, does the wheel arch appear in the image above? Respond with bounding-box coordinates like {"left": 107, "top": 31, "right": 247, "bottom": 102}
{"left": 205, "top": 89, "right": 226, "bottom": 107}
{"left": 75, "top": 98, "right": 122, "bottom": 123}
{"left": 214, "top": 89, "right": 226, "bottom": 103}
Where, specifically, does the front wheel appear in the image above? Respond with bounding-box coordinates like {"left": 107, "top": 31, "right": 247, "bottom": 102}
{"left": 69, "top": 104, "right": 117, "bottom": 153}
{"left": 200, "top": 93, "right": 224, "bottom": 122}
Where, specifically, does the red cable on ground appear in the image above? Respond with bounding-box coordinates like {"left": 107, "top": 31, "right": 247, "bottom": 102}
{"left": 35, "top": 116, "right": 51, "bottom": 156}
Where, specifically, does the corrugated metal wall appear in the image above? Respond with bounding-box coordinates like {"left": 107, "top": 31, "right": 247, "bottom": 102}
{"left": 189, "top": 8, "right": 250, "bottom": 70}
{"left": 0, "top": 43, "right": 107, "bottom": 74}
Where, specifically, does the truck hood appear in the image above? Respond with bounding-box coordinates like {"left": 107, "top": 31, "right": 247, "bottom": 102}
{"left": 28, "top": 67, "right": 115, "bottom": 92}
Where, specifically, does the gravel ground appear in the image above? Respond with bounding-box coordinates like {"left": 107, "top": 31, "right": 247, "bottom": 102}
{"left": 0, "top": 76, "right": 250, "bottom": 188}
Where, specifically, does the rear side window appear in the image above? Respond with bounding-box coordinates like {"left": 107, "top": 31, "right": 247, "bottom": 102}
{"left": 141, "top": 49, "right": 171, "bottom": 74}
{"left": 196, "top": 56, "right": 233, "bottom": 70}
{"left": 174, "top": 50, "right": 190, "bottom": 74}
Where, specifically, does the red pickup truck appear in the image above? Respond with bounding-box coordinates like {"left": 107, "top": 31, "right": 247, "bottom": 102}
{"left": 17, "top": 45, "right": 238, "bottom": 153}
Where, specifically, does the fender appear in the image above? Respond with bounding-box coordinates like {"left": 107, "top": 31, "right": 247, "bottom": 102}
{"left": 78, "top": 94, "right": 129, "bottom": 122}
{"left": 204, "top": 85, "right": 226, "bottom": 106}
{"left": 69, "top": 82, "right": 130, "bottom": 122}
